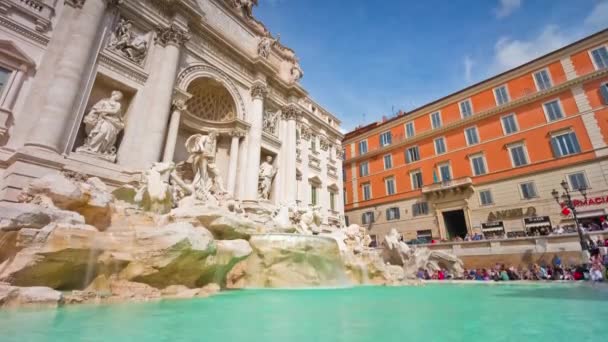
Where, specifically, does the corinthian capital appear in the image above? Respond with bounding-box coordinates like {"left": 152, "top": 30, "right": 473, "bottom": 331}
{"left": 281, "top": 104, "right": 299, "bottom": 120}
{"left": 155, "top": 24, "right": 191, "bottom": 47}
{"left": 250, "top": 82, "right": 268, "bottom": 100}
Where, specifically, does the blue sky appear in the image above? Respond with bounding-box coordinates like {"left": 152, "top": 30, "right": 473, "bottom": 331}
{"left": 255, "top": 0, "right": 608, "bottom": 132}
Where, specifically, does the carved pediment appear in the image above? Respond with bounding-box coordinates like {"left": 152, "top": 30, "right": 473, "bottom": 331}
{"left": 0, "top": 40, "right": 35, "bottom": 69}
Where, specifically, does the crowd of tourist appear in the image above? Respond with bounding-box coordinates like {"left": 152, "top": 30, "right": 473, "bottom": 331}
{"left": 418, "top": 240, "right": 608, "bottom": 282}
{"left": 426, "top": 220, "right": 608, "bottom": 244}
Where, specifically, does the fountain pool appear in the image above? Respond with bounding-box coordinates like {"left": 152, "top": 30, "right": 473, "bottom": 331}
{"left": 1, "top": 283, "right": 607, "bottom": 341}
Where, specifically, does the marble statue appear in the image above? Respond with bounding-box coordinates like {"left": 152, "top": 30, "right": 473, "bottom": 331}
{"left": 76, "top": 90, "right": 124, "bottom": 162}
{"left": 258, "top": 34, "right": 277, "bottom": 59}
{"left": 295, "top": 206, "right": 323, "bottom": 235}
{"left": 258, "top": 156, "right": 277, "bottom": 200}
{"left": 291, "top": 60, "right": 304, "bottom": 83}
{"left": 134, "top": 162, "right": 175, "bottom": 214}
{"left": 237, "top": 0, "right": 258, "bottom": 18}
{"left": 263, "top": 110, "right": 278, "bottom": 135}
{"left": 185, "top": 131, "right": 226, "bottom": 199}
{"left": 108, "top": 18, "right": 149, "bottom": 64}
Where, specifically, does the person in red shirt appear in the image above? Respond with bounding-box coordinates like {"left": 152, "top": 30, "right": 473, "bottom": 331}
{"left": 438, "top": 269, "right": 445, "bottom": 280}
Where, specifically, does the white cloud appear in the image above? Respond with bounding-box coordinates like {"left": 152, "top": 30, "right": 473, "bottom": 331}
{"left": 584, "top": 0, "right": 608, "bottom": 30}
{"left": 492, "top": 25, "right": 569, "bottom": 71}
{"left": 494, "top": 0, "right": 522, "bottom": 18}
{"left": 464, "top": 56, "right": 475, "bottom": 83}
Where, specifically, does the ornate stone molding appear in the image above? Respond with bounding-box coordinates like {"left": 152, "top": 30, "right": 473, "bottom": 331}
{"left": 281, "top": 104, "right": 299, "bottom": 120}
{"left": 172, "top": 88, "right": 192, "bottom": 111}
{"left": 155, "top": 24, "right": 191, "bottom": 47}
{"left": 299, "top": 124, "right": 311, "bottom": 141}
{"left": 319, "top": 136, "right": 329, "bottom": 151}
{"left": 250, "top": 82, "right": 268, "bottom": 100}
{"left": 98, "top": 51, "right": 148, "bottom": 84}
{"left": 229, "top": 129, "right": 247, "bottom": 138}
{"left": 0, "top": 16, "right": 49, "bottom": 46}
{"left": 64, "top": 0, "right": 86, "bottom": 8}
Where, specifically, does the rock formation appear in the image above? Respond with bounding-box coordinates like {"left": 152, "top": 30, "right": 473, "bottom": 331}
{"left": 0, "top": 172, "right": 464, "bottom": 308}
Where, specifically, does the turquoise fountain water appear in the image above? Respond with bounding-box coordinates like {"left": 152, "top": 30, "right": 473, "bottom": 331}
{"left": 1, "top": 283, "right": 607, "bottom": 342}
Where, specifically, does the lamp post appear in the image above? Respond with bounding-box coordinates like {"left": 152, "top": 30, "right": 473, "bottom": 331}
{"left": 551, "top": 180, "right": 589, "bottom": 262}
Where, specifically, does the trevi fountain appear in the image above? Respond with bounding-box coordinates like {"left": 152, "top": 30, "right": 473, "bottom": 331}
{"left": 0, "top": 1, "right": 605, "bottom": 341}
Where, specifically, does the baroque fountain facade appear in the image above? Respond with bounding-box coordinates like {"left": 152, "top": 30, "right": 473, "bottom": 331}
{"left": 0, "top": 0, "right": 463, "bottom": 307}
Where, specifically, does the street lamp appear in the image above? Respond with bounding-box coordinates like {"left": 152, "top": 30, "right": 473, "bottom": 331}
{"left": 552, "top": 181, "right": 589, "bottom": 262}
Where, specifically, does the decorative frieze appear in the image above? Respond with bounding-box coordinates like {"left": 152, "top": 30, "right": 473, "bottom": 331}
{"left": 263, "top": 110, "right": 279, "bottom": 135}
{"left": 155, "top": 24, "right": 190, "bottom": 47}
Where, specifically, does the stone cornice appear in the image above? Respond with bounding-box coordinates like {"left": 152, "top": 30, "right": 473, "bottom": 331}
{"left": 0, "top": 15, "right": 49, "bottom": 46}
{"left": 344, "top": 29, "right": 608, "bottom": 144}
{"left": 98, "top": 51, "right": 149, "bottom": 84}
{"left": 344, "top": 67, "right": 608, "bottom": 163}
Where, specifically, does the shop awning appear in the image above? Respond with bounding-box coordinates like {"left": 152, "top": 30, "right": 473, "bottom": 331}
{"left": 575, "top": 209, "right": 606, "bottom": 219}
{"left": 525, "top": 222, "right": 552, "bottom": 229}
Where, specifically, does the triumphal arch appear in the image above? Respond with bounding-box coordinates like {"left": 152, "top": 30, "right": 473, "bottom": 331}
{"left": 0, "top": 0, "right": 345, "bottom": 226}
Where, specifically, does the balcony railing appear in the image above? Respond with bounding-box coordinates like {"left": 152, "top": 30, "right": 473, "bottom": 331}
{"left": 422, "top": 177, "right": 473, "bottom": 194}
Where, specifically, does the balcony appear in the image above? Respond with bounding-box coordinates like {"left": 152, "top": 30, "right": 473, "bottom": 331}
{"left": 1, "top": 0, "right": 57, "bottom": 32}
{"left": 422, "top": 177, "right": 473, "bottom": 197}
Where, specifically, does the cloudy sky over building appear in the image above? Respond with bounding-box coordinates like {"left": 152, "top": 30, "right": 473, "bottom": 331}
{"left": 258, "top": 0, "right": 608, "bottom": 131}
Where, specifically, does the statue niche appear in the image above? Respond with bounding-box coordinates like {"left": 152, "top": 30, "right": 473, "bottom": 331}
{"left": 186, "top": 78, "right": 237, "bottom": 123}
{"left": 76, "top": 90, "right": 125, "bottom": 162}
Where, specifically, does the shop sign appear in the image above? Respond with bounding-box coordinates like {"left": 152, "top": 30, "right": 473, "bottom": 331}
{"left": 524, "top": 216, "right": 551, "bottom": 225}
{"left": 487, "top": 207, "right": 536, "bottom": 222}
{"left": 482, "top": 221, "right": 504, "bottom": 229}
{"left": 562, "top": 196, "right": 608, "bottom": 208}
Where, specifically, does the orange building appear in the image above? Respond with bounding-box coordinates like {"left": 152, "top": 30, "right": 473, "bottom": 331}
{"left": 342, "top": 29, "right": 608, "bottom": 244}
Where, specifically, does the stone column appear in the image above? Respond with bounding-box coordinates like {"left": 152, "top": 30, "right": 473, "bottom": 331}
{"left": 243, "top": 82, "right": 267, "bottom": 201}
{"left": 25, "top": 0, "right": 111, "bottom": 152}
{"left": 282, "top": 105, "right": 298, "bottom": 204}
{"left": 300, "top": 123, "right": 311, "bottom": 206}
{"left": 162, "top": 90, "right": 192, "bottom": 162}
{"left": 227, "top": 130, "right": 244, "bottom": 196}
{"left": 118, "top": 24, "right": 190, "bottom": 169}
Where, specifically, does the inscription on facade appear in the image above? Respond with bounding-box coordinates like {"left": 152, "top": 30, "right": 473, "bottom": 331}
{"left": 487, "top": 207, "right": 537, "bottom": 222}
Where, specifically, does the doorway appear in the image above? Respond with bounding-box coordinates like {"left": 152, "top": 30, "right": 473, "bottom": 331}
{"left": 443, "top": 210, "right": 468, "bottom": 239}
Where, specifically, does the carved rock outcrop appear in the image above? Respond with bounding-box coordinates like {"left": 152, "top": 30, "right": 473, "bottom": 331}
{"left": 232, "top": 234, "right": 348, "bottom": 288}
{"left": 22, "top": 174, "right": 113, "bottom": 230}
{"left": 0, "top": 284, "right": 63, "bottom": 308}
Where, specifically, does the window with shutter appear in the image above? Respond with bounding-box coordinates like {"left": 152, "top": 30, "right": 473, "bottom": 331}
{"left": 551, "top": 132, "right": 581, "bottom": 157}
{"left": 479, "top": 190, "right": 493, "bottom": 205}
{"left": 601, "top": 84, "right": 608, "bottom": 105}
{"left": 568, "top": 173, "right": 588, "bottom": 191}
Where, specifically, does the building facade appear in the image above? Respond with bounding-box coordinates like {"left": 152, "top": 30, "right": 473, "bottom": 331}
{"left": 343, "top": 30, "right": 608, "bottom": 243}
{"left": 0, "top": 0, "right": 344, "bottom": 224}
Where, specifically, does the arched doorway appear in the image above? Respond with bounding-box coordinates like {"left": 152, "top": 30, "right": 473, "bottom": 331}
{"left": 170, "top": 77, "right": 247, "bottom": 196}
